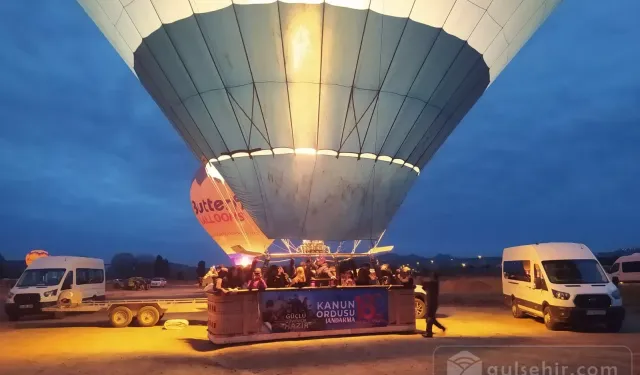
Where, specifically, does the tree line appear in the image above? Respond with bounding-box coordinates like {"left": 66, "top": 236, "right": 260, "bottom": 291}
{"left": 108, "top": 253, "right": 171, "bottom": 279}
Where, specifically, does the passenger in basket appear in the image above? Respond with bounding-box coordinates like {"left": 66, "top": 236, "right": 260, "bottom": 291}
{"left": 290, "top": 267, "right": 307, "bottom": 288}
{"left": 247, "top": 268, "right": 267, "bottom": 291}
{"left": 369, "top": 269, "right": 380, "bottom": 285}
{"left": 343, "top": 270, "right": 356, "bottom": 286}
{"left": 379, "top": 264, "right": 396, "bottom": 285}
{"left": 227, "top": 266, "right": 244, "bottom": 289}
{"left": 202, "top": 267, "right": 217, "bottom": 289}
{"left": 272, "top": 266, "right": 291, "bottom": 288}
{"left": 397, "top": 266, "right": 414, "bottom": 288}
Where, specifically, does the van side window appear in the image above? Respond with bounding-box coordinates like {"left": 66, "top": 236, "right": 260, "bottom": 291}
{"left": 62, "top": 271, "right": 74, "bottom": 290}
{"left": 503, "top": 260, "right": 531, "bottom": 282}
{"left": 76, "top": 268, "right": 105, "bottom": 285}
{"left": 609, "top": 263, "right": 620, "bottom": 273}
{"left": 621, "top": 261, "right": 640, "bottom": 273}
{"left": 533, "top": 264, "right": 548, "bottom": 290}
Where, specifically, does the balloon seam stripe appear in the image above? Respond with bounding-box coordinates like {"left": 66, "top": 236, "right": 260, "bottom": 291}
{"left": 118, "top": 3, "right": 226, "bottom": 157}
{"left": 390, "top": 5, "right": 490, "bottom": 161}
{"left": 275, "top": 1, "right": 297, "bottom": 149}
{"left": 337, "top": 0, "right": 373, "bottom": 153}
{"left": 148, "top": 0, "right": 242, "bottom": 153}
{"left": 101, "top": 0, "right": 221, "bottom": 159}
{"left": 230, "top": 0, "right": 275, "bottom": 151}
{"left": 350, "top": 0, "right": 416, "bottom": 154}
{"left": 315, "top": 1, "right": 326, "bottom": 150}
{"left": 374, "top": 0, "right": 456, "bottom": 161}
{"left": 409, "top": 0, "right": 542, "bottom": 166}
{"left": 188, "top": 1, "right": 274, "bottom": 150}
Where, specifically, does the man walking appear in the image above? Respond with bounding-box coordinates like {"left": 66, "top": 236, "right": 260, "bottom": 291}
{"left": 422, "top": 271, "right": 446, "bottom": 338}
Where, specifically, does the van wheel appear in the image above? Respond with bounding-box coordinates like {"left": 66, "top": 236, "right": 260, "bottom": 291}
{"left": 414, "top": 298, "right": 427, "bottom": 319}
{"left": 137, "top": 306, "right": 160, "bottom": 327}
{"left": 511, "top": 299, "right": 525, "bottom": 318}
{"left": 543, "top": 307, "right": 559, "bottom": 330}
{"left": 109, "top": 306, "right": 134, "bottom": 328}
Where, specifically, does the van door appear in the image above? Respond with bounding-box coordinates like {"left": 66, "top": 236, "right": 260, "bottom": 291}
{"left": 503, "top": 260, "right": 540, "bottom": 316}
{"left": 530, "top": 264, "right": 548, "bottom": 313}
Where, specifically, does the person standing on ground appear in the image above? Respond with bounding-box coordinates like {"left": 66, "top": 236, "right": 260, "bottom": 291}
{"left": 422, "top": 271, "right": 446, "bottom": 338}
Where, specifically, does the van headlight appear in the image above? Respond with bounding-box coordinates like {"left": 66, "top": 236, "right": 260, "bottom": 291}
{"left": 552, "top": 289, "right": 570, "bottom": 300}
{"left": 43, "top": 290, "right": 58, "bottom": 297}
{"left": 611, "top": 290, "right": 621, "bottom": 300}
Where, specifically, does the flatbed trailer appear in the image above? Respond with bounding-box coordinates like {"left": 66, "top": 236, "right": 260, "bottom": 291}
{"left": 41, "top": 297, "right": 207, "bottom": 328}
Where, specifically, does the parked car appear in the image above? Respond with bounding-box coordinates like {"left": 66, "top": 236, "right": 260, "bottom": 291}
{"left": 111, "top": 279, "right": 126, "bottom": 289}
{"left": 125, "top": 277, "right": 150, "bottom": 291}
{"left": 150, "top": 277, "right": 167, "bottom": 288}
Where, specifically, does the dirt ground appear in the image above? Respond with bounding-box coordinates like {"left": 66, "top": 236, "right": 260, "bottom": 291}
{"left": 1, "top": 278, "right": 639, "bottom": 375}
{"left": 0, "top": 306, "right": 638, "bottom": 375}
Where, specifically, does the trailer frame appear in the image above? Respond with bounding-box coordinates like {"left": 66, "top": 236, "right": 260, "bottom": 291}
{"left": 41, "top": 297, "right": 207, "bottom": 328}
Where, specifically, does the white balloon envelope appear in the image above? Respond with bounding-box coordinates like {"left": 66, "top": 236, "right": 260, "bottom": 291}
{"left": 78, "top": 0, "right": 561, "bottom": 240}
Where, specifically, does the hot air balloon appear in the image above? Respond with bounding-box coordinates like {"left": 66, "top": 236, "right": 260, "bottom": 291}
{"left": 191, "top": 163, "right": 273, "bottom": 264}
{"left": 25, "top": 250, "right": 49, "bottom": 266}
{"left": 78, "top": 0, "right": 561, "bottom": 242}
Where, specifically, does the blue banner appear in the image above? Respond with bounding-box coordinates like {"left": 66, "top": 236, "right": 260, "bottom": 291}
{"left": 259, "top": 288, "right": 388, "bottom": 333}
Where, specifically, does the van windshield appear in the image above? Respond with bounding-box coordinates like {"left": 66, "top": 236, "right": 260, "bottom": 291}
{"left": 16, "top": 268, "right": 66, "bottom": 287}
{"left": 542, "top": 260, "right": 608, "bottom": 284}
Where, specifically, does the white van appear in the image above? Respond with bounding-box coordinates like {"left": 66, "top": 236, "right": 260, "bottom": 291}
{"left": 4, "top": 256, "right": 105, "bottom": 321}
{"left": 608, "top": 253, "right": 640, "bottom": 284}
{"left": 502, "top": 243, "right": 624, "bottom": 331}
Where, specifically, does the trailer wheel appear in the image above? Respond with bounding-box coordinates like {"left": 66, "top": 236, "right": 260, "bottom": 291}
{"left": 137, "top": 306, "right": 160, "bottom": 327}
{"left": 109, "top": 306, "right": 133, "bottom": 328}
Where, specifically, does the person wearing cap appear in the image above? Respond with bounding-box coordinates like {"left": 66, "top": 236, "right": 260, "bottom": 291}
{"left": 247, "top": 267, "right": 267, "bottom": 291}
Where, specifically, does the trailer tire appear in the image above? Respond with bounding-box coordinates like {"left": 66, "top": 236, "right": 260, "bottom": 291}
{"left": 109, "top": 306, "right": 133, "bottom": 328}
{"left": 137, "top": 306, "right": 160, "bottom": 327}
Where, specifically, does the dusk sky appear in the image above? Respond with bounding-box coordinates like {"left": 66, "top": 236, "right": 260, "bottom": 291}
{"left": 1, "top": 0, "right": 639, "bottom": 266}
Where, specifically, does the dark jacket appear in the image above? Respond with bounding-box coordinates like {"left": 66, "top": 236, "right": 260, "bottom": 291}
{"left": 422, "top": 279, "right": 440, "bottom": 316}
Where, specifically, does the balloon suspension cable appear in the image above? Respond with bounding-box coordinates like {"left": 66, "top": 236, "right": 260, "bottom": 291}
{"left": 281, "top": 239, "right": 296, "bottom": 253}
{"left": 374, "top": 230, "right": 386, "bottom": 248}
{"left": 351, "top": 240, "right": 361, "bottom": 254}
{"left": 269, "top": 242, "right": 291, "bottom": 254}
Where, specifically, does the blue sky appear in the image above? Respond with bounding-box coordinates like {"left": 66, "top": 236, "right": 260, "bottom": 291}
{"left": 0, "top": 0, "right": 639, "bottom": 265}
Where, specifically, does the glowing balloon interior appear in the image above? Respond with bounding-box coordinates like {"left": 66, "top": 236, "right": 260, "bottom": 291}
{"left": 25, "top": 250, "right": 49, "bottom": 266}
{"left": 190, "top": 165, "right": 273, "bottom": 261}
{"left": 79, "top": 0, "right": 561, "bottom": 241}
